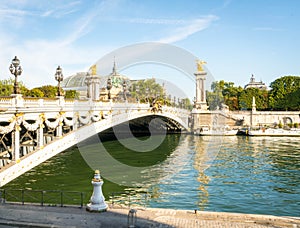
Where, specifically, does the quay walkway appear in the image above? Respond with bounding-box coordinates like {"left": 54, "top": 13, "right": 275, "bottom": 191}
{"left": 0, "top": 203, "right": 299, "bottom": 228}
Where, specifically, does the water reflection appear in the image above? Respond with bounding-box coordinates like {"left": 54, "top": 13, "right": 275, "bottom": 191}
{"left": 204, "top": 136, "right": 300, "bottom": 216}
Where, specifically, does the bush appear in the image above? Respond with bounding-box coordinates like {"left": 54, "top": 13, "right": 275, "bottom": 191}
{"left": 294, "top": 122, "right": 299, "bottom": 128}
{"left": 278, "top": 122, "right": 283, "bottom": 128}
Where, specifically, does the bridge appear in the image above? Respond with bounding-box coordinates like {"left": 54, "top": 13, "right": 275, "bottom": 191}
{"left": 0, "top": 95, "right": 190, "bottom": 187}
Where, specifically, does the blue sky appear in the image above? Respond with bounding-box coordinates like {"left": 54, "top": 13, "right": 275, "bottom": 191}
{"left": 0, "top": 0, "right": 299, "bottom": 99}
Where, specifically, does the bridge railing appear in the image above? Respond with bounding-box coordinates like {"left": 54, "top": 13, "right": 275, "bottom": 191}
{"left": 0, "top": 97, "right": 13, "bottom": 106}
{"left": 0, "top": 96, "right": 190, "bottom": 114}
{"left": 0, "top": 188, "right": 85, "bottom": 208}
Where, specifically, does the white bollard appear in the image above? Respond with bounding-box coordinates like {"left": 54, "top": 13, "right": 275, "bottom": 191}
{"left": 86, "top": 170, "right": 108, "bottom": 212}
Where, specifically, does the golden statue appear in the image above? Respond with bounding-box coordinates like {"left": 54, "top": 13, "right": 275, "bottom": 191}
{"left": 196, "top": 60, "right": 207, "bottom": 72}
{"left": 90, "top": 64, "right": 97, "bottom": 75}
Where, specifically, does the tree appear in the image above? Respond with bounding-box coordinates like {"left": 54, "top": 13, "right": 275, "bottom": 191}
{"left": 282, "top": 88, "right": 300, "bottom": 111}
{"left": 238, "top": 88, "right": 268, "bottom": 110}
{"left": 130, "top": 79, "right": 164, "bottom": 103}
{"left": 65, "top": 90, "right": 79, "bottom": 99}
{"left": 206, "top": 81, "right": 225, "bottom": 110}
{"left": 269, "top": 76, "right": 300, "bottom": 110}
{"left": 181, "top": 98, "right": 193, "bottom": 110}
{"left": 26, "top": 88, "right": 44, "bottom": 97}
{"left": 206, "top": 80, "right": 243, "bottom": 110}
{"left": 223, "top": 83, "right": 243, "bottom": 110}
{"left": 0, "top": 78, "right": 28, "bottom": 96}
{"left": 0, "top": 79, "right": 13, "bottom": 96}
{"left": 36, "top": 85, "right": 58, "bottom": 98}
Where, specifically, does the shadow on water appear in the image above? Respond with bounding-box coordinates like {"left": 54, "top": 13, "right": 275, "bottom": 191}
{"left": 4, "top": 129, "right": 182, "bottom": 204}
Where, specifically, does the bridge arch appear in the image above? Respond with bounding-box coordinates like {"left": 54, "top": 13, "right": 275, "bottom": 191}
{"left": 0, "top": 100, "right": 189, "bottom": 187}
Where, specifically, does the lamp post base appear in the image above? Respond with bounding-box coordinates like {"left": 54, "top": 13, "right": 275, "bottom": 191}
{"left": 86, "top": 203, "right": 108, "bottom": 212}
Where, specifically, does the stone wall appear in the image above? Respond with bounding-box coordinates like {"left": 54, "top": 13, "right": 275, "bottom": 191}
{"left": 232, "top": 110, "right": 300, "bottom": 127}
{"left": 192, "top": 109, "right": 300, "bottom": 129}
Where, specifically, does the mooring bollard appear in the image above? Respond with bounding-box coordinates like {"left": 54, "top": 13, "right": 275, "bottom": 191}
{"left": 127, "top": 208, "right": 137, "bottom": 228}
{"left": 86, "top": 170, "right": 108, "bottom": 212}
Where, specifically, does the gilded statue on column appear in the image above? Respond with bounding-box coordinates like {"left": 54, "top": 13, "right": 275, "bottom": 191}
{"left": 196, "top": 60, "right": 207, "bottom": 72}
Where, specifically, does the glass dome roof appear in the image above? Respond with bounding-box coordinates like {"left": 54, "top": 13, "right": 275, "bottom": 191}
{"left": 61, "top": 63, "right": 130, "bottom": 91}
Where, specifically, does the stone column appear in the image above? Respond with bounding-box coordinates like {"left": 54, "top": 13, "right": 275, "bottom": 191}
{"left": 12, "top": 126, "right": 20, "bottom": 162}
{"left": 251, "top": 96, "right": 256, "bottom": 127}
{"left": 252, "top": 96, "right": 256, "bottom": 113}
{"left": 37, "top": 126, "right": 44, "bottom": 148}
{"left": 56, "top": 123, "right": 63, "bottom": 138}
{"left": 37, "top": 114, "right": 44, "bottom": 148}
{"left": 202, "top": 78, "right": 206, "bottom": 102}
{"left": 85, "top": 73, "right": 100, "bottom": 100}
{"left": 194, "top": 71, "right": 208, "bottom": 110}
{"left": 11, "top": 94, "right": 24, "bottom": 108}
{"left": 86, "top": 170, "right": 108, "bottom": 212}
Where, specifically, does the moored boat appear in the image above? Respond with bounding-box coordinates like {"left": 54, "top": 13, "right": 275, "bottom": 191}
{"left": 248, "top": 128, "right": 300, "bottom": 137}
{"left": 196, "top": 126, "right": 238, "bottom": 136}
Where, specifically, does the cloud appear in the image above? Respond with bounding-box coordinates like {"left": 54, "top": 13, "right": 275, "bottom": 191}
{"left": 122, "top": 18, "right": 186, "bottom": 25}
{"left": 41, "top": 1, "right": 81, "bottom": 18}
{"left": 0, "top": 1, "right": 81, "bottom": 22}
{"left": 0, "top": 0, "right": 120, "bottom": 88}
{"left": 60, "top": 0, "right": 116, "bottom": 46}
{"left": 158, "top": 15, "right": 218, "bottom": 43}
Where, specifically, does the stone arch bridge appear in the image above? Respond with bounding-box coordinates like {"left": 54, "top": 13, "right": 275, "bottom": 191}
{"left": 0, "top": 96, "right": 190, "bottom": 186}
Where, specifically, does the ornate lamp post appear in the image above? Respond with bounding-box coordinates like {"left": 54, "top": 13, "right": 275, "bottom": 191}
{"left": 178, "top": 98, "right": 181, "bottom": 108}
{"left": 145, "top": 87, "right": 149, "bottom": 103}
{"left": 9, "top": 56, "right": 22, "bottom": 94}
{"left": 55, "top": 66, "right": 64, "bottom": 96}
{"left": 168, "top": 94, "right": 172, "bottom": 106}
{"left": 135, "top": 84, "right": 139, "bottom": 102}
{"left": 106, "top": 78, "right": 112, "bottom": 100}
{"left": 163, "top": 94, "right": 166, "bottom": 106}
{"left": 173, "top": 96, "right": 176, "bottom": 107}
{"left": 123, "top": 80, "right": 127, "bottom": 101}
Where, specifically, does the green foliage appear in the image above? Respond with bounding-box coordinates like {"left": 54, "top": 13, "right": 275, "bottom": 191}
{"left": 207, "top": 80, "right": 243, "bottom": 110}
{"left": 130, "top": 79, "right": 164, "bottom": 103}
{"left": 26, "top": 88, "right": 44, "bottom": 97}
{"left": 294, "top": 123, "right": 299, "bottom": 128}
{"left": 269, "top": 76, "right": 300, "bottom": 110}
{"left": 181, "top": 98, "right": 193, "bottom": 110}
{"left": 238, "top": 88, "right": 268, "bottom": 110}
{"left": 65, "top": 90, "right": 79, "bottom": 99}
{"left": 36, "top": 85, "right": 58, "bottom": 98}
{"left": 0, "top": 78, "right": 28, "bottom": 96}
{"left": 281, "top": 88, "right": 300, "bottom": 111}
{"left": 206, "top": 90, "right": 223, "bottom": 110}
{"left": 0, "top": 80, "right": 13, "bottom": 96}
{"left": 207, "top": 76, "right": 300, "bottom": 111}
{"left": 206, "top": 80, "right": 224, "bottom": 110}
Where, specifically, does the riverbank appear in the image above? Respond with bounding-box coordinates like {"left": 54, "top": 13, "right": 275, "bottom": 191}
{"left": 0, "top": 203, "right": 299, "bottom": 228}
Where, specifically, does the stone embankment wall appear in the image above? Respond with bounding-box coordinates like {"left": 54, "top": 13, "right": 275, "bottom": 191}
{"left": 192, "top": 110, "right": 300, "bottom": 129}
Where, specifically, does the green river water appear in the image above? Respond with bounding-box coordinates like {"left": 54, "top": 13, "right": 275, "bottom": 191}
{"left": 4, "top": 134, "right": 300, "bottom": 216}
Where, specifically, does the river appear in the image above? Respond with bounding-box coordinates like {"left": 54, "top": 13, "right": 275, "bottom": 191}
{"left": 4, "top": 134, "right": 300, "bottom": 216}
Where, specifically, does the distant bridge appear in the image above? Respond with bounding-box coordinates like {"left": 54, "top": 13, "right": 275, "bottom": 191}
{"left": 0, "top": 95, "right": 190, "bottom": 186}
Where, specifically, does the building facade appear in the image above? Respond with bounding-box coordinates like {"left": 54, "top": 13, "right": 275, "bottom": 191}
{"left": 244, "top": 74, "right": 267, "bottom": 90}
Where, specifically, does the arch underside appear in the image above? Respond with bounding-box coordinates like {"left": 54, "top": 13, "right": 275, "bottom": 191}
{"left": 129, "top": 115, "right": 185, "bottom": 132}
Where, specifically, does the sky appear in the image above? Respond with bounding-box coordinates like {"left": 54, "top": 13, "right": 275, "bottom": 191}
{"left": 0, "top": 0, "right": 299, "bottom": 100}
